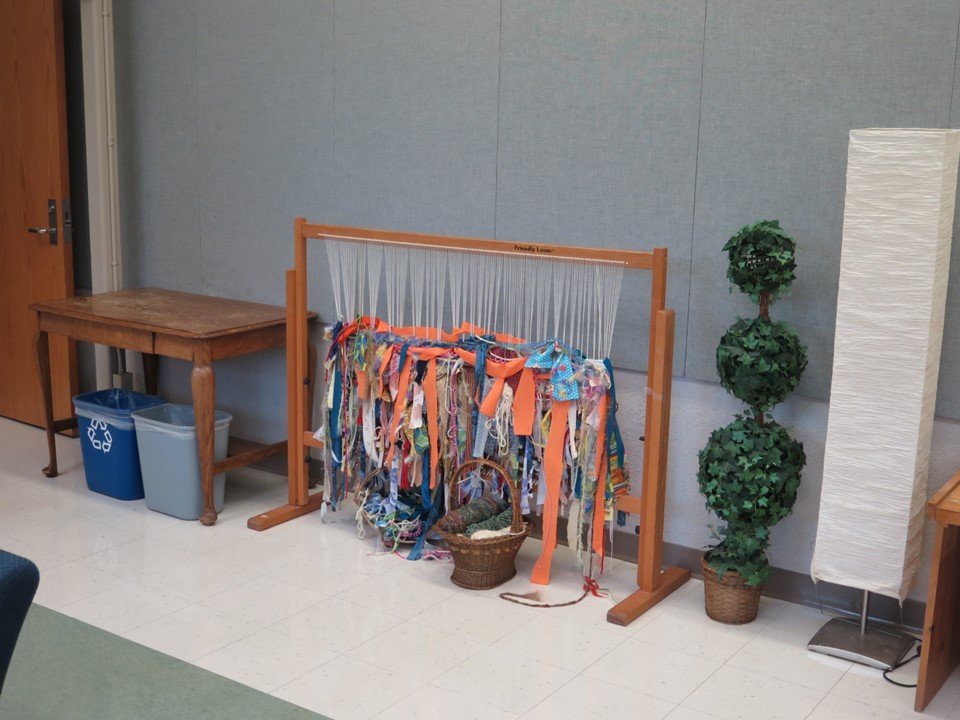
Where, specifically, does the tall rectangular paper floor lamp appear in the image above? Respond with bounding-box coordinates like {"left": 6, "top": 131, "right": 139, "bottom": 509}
{"left": 809, "top": 128, "right": 960, "bottom": 669}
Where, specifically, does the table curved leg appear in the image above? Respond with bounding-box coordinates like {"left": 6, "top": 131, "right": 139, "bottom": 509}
{"left": 191, "top": 346, "right": 217, "bottom": 526}
{"left": 35, "top": 330, "right": 58, "bottom": 478}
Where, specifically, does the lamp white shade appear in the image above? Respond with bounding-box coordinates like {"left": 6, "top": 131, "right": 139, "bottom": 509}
{"left": 811, "top": 128, "right": 960, "bottom": 602}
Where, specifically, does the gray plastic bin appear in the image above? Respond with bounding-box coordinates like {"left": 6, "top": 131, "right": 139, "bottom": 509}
{"left": 131, "top": 403, "right": 232, "bottom": 520}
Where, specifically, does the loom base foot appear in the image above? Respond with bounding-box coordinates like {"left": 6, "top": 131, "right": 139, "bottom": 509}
{"left": 247, "top": 493, "right": 325, "bottom": 531}
{"left": 606, "top": 565, "right": 691, "bottom": 626}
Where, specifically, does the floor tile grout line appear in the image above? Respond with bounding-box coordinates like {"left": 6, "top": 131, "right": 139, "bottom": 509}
{"left": 191, "top": 629, "right": 335, "bottom": 695}
{"left": 56, "top": 577, "right": 187, "bottom": 631}
{"left": 670, "top": 650, "right": 727, "bottom": 711}
{"left": 799, "top": 687, "right": 834, "bottom": 720}
{"left": 35, "top": 574, "right": 135, "bottom": 614}
{"left": 425, "top": 647, "right": 570, "bottom": 719}
{"left": 109, "top": 600, "right": 190, "bottom": 637}
{"left": 824, "top": 669, "right": 924, "bottom": 719}
{"left": 353, "top": 682, "right": 425, "bottom": 720}
{"left": 345, "top": 629, "right": 486, "bottom": 686}
{"left": 510, "top": 670, "right": 579, "bottom": 719}
{"left": 269, "top": 654, "right": 416, "bottom": 719}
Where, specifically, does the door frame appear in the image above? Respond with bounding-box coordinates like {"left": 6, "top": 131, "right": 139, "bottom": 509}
{"left": 79, "top": 0, "right": 122, "bottom": 389}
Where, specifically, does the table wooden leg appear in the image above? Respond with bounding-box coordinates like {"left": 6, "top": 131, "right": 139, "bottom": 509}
{"left": 191, "top": 344, "right": 217, "bottom": 526}
{"left": 143, "top": 352, "right": 160, "bottom": 396}
{"left": 917, "top": 523, "right": 960, "bottom": 711}
{"left": 34, "top": 330, "right": 58, "bottom": 478}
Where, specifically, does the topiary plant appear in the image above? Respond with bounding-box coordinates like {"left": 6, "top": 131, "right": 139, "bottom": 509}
{"left": 723, "top": 219, "right": 798, "bottom": 306}
{"left": 698, "top": 220, "right": 807, "bottom": 588}
{"left": 716, "top": 317, "right": 807, "bottom": 412}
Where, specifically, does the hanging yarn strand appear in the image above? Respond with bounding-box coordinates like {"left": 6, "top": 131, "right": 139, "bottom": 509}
{"left": 448, "top": 250, "right": 463, "bottom": 330}
{"left": 325, "top": 239, "right": 344, "bottom": 320}
{"left": 366, "top": 243, "right": 383, "bottom": 323}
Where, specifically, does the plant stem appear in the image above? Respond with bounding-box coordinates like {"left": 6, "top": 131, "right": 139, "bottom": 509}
{"left": 757, "top": 292, "right": 770, "bottom": 425}
{"left": 758, "top": 292, "right": 771, "bottom": 320}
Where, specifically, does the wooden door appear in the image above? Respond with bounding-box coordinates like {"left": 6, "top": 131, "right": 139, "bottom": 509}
{"left": 0, "top": 0, "right": 77, "bottom": 426}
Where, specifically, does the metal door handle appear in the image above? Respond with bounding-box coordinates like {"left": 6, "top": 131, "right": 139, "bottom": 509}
{"left": 27, "top": 200, "right": 58, "bottom": 244}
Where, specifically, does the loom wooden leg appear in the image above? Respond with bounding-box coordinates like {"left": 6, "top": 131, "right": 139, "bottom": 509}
{"left": 306, "top": 343, "right": 318, "bottom": 490}
{"left": 192, "top": 345, "right": 218, "bottom": 526}
{"left": 35, "top": 330, "right": 58, "bottom": 478}
{"left": 248, "top": 269, "right": 325, "bottom": 531}
{"left": 143, "top": 352, "right": 160, "bottom": 395}
{"left": 606, "top": 565, "right": 691, "bottom": 626}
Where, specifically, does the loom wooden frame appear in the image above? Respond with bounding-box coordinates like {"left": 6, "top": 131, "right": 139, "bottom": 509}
{"left": 247, "top": 219, "right": 691, "bottom": 626}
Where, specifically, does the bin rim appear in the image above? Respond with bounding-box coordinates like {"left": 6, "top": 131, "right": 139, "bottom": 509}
{"left": 73, "top": 388, "right": 164, "bottom": 429}
{"left": 131, "top": 402, "right": 232, "bottom": 433}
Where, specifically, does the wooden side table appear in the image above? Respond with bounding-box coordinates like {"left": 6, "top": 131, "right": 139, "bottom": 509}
{"left": 31, "top": 288, "right": 315, "bottom": 525}
{"left": 917, "top": 470, "right": 960, "bottom": 710}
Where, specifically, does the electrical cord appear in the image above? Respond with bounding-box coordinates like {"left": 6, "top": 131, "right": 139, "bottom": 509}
{"left": 882, "top": 643, "right": 921, "bottom": 688}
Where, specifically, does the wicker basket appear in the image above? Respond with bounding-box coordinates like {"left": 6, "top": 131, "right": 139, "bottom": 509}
{"left": 436, "top": 458, "right": 529, "bottom": 590}
{"left": 701, "top": 555, "right": 761, "bottom": 624}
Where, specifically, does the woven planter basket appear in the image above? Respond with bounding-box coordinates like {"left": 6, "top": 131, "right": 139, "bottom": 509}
{"left": 701, "top": 555, "right": 761, "bottom": 624}
{"left": 436, "top": 458, "right": 529, "bottom": 590}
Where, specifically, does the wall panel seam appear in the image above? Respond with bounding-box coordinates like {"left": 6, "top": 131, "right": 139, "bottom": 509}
{"left": 332, "top": 0, "right": 337, "bottom": 224}
{"left": 682, "top": 0, "right": 709, "bottom": 377}
{"left": 194, "top": 0, "right": 204, "bottom": 292}
{"left": 493, "top": 0, "right": 503, "bottom": 238}
{"left": 949, "top": 3, "right": 960, "bottom": 127}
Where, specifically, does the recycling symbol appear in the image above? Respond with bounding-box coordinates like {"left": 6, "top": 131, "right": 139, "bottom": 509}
{"left": 87, "top": 419, "right": 113, "bottom": 453}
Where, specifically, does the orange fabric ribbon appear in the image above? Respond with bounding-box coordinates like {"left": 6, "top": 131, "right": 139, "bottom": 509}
{"left": 513, "top": 367, "right": 536, "bottom": 436}
{"left": 531, "top": 399, "right": 571, "bottom": 585}
{"left": 477, "top": 356, "right": 527, "bottom": 417}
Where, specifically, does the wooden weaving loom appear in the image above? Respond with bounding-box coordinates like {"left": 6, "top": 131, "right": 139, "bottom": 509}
{"left": 248, "top": 219, "right": 691, "bottom": 626}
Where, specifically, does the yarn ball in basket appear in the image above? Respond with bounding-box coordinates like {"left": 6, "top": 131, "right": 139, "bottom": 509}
{"left": 437, "top": 495, "right": 502, "bottom": 534}
{"left": 466, "top": 507, "right": 513, "bottom": 536}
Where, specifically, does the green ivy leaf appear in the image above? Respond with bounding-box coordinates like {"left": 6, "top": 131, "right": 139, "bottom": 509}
{"left": 724, "top": 219, "right": 798, "bottom": 302}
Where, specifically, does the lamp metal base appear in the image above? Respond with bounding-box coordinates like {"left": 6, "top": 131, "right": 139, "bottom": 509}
{"left": 808, "top": 617, "right": 916, "bottom": 670}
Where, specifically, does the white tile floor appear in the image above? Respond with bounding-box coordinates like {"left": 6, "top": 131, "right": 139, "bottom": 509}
{"left": 2, "top": 417, "right": 959, "bottom": 720}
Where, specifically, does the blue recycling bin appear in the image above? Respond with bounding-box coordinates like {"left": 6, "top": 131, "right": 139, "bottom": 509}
{"left": 73, "top": 389, "right": 164, "bottom": 500}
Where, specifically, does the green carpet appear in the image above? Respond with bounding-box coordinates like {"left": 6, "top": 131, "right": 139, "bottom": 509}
{"left": 0, "top": 605, "right": 328, "bottom": 720}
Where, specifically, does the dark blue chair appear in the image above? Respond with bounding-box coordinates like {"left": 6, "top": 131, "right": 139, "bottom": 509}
{"left": 0, "top": 550, "right": 39, "bottom": 695}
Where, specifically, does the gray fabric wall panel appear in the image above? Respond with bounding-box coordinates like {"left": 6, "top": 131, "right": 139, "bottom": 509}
{"left": 685, "top": 0, "right": 959, "bottom": 398}
{"left": 331, "top": 0, "right": 500, "bottom": 236}
{"left": 496, "top": 1, "right": 705, "bottom": 372}
{"left": 113, "top": 1, "right": 960, "bottom": 431}
{"left": 155, "top": 350, "right": 287, "bottom": 442}
{"left": 114, "top": 0, "right": 202, "bottom": 291}
{"left": 196, "top": 1, "right": 335, "bottom": 307}
{"left": 193, "top": 1, "right": 335, "bottom": 432}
